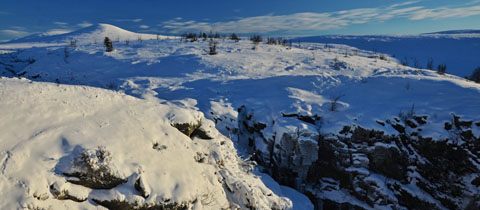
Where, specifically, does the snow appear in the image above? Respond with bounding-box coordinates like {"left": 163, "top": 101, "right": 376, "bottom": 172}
{"left": 256, "top": 171, "right": 314, "bottom": 210}
{"left": 0, "top": 78, "right": 291, "bottom": 209}
{"left": 293, "top": 32, "right": 480, "bottom": 77}
{"left": 1, "top": 24, "right": 480, "bottom": 209}
{"left": 0, "top": 24, "right": 172, "bottom": 48}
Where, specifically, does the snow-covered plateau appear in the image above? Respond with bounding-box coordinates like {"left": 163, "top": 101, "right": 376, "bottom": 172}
{"left": 1, "top": 24, "right": 480, "bottom": 210}
{"left": 292, "top": 31, "right": 480, "bottom": 78}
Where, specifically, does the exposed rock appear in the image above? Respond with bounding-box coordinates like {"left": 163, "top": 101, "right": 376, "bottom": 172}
{"left": 452, "top": 113, "right": 473, "bottom": 129}
{"left": 191, "top": 126, "right": 213, "bottom": 139}
{"left": 62, "top": 147, "right": 127, "bottom": 189}
{"left": 368, "top": 146, "right": 408, "bottom": 181}
{"left": 413, "top": 115, "right": 428, "bottom": 125}
{"left": 238, "top": 106, "right": 480, "bottom": 210}
{"left": 92, "top": 199, "right": 189, "bottom": 210}
{"left": 172, "top": 122, "right": 201, "bottom": 137}
{"left": 282, "top": 112, "right": 321, "bottom": 125}
{"left": 445, "top": 122, "right": 453, "bottom": 130}
{"left": 49, "top": 183, "right": 87, "bottom": 202}
{"left": 134, "top": 176, "right": 150, "bottom": 199}
{"left": 376, "top": 120, "right": 385, "bottom": 126}
{"left": 172, "top": 120, "right": 214, "bottom": 140}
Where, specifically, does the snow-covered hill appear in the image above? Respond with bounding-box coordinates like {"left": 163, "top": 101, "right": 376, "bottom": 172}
{"left": 1, "top": 24, "right": 480, "bottom": 210}
{"left": 0, "top": 24, "right": 170, "bottom": 49}
{"left": 292, "top": 30, "right": 480, "bottom": 78}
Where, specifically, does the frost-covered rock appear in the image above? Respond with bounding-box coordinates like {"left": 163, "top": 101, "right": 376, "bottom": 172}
{"left": 60, "top": 146, "right": 127, "bottom": 189}
{"left": 240, "top": 106, "right": 480, "bottom": 209}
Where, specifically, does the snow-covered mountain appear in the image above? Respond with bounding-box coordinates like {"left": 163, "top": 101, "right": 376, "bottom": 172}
{"left": 1, "top": 24, "right": 480, "bottom": 210}
{"left": 292, "top": 30, "right": 480, "bottom": 78}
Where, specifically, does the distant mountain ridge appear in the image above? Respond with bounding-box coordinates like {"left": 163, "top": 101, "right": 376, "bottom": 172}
{"left": 424, "top": 29, "right": 480, "bottom": 34}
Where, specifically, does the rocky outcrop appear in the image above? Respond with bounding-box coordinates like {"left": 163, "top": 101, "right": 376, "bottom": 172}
{"left": 172, "top": 120, "right": 214, "bottom": 140}
{"left": 238, "top": 105, "right": 480, "bottom": 210}
{"left": 62, "top": 146, "right": 127, "bottom": 189}
{"left": 91, "top": 199, "right": 190, "bottom": 210}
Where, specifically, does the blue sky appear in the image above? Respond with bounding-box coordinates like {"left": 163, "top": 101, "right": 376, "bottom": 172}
{"left": 1, "top": 0, "right": 480, "bottom": 41}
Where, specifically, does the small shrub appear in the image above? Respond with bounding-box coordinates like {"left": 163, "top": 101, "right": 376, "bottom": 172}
{"left": 468, "top": 67, "right": 480, "bottom": 83}
{"left": 184, "top": 33, "right": 198, "bottom": 42}
{"left": 69, "top": 39, "right": 77, "bottom": 48}
{"left": 379, "top": 54, "right": 386, "bottom": 60}
{"left": 437, "top": 64, "right": 447, "bottom": 75}
{"left": 266, "top": 37, "right": 274, "bottom": 45}
{"left": 65, "top": 146, "right": 126, "bottom": 189}
{"left": 208, "top": 40, "right": 217, "bottom": 55}
{"left": 250, "top": 34, "right": 262, "bottom": 44}
{"left": 399, "top": 104, "right": 415, "bottom": 123}
{"left": 230, "top": 33, "right": 240, "bottom": 42}
{"left": 104, "top": 37, "right": 114, "bottom": 52}
{"left": 251, "top": 35, "right": 262, "bottom": 50}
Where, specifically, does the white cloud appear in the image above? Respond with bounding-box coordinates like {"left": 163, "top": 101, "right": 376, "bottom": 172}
{"left": 0, "top": 29, "right": 29, "bottom": 37}
{"left": 160, "top": 1, "right": 480, "bottom": 34}
{"left": 77, "top": 22, "right": 93, "bottom": 28}
{"left": 139, "top": 25, "right": 150, "bottom": 29}
{"left": 10, "top": 26, "right": 27, "bottom": 30}
{"left": 115, "top": 18, "right": 142, "bottom": 23}
{"left": 466, "top": 0, "right": 480, "bottom": 5}
{"left": 54, "top": 21, "right": 68, "bottom": 26}
{"left": 409, "top": 5, "right": 480, "bottom": 20}
{"left": 45, "top": 29, "right": 72, "bottom": 35}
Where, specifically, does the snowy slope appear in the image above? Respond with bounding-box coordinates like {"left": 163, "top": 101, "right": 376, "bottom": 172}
{"left": 0, "top": 77, "right": 291, "bottom": 209}
{"left": 0, "top": 24, "right": 170, "bottom": 49}
{"left": 1, "top": 24, "right": 480, "bottom": 209}
{"left": 292, "top": 31, "right": 480, "bottom": 78}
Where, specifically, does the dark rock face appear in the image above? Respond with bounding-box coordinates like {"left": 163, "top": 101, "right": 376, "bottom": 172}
{"left": 238, "top": 106, "right": 480, "bottom": 210}
{"left": 367, "top": 146, "right": 408, "bottom": 181}
{"left": 92, "top": 199, "right": 189, "bottom": 210}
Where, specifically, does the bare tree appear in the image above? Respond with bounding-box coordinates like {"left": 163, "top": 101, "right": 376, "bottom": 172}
{"left": 330, "top": 94, "right": 345, "bottom": 111}
{"left": 426, "top": 58, "right": 434, "bottom": 70}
